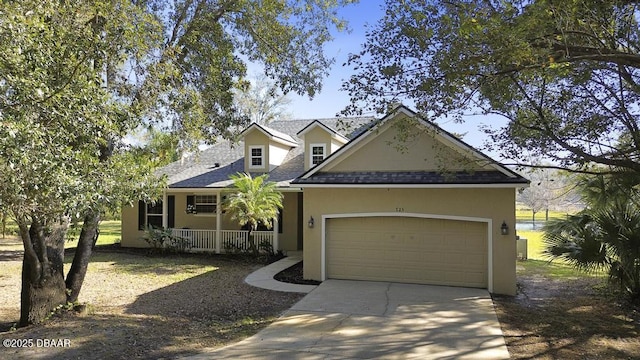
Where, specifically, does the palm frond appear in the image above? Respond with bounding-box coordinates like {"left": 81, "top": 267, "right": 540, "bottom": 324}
{"left": 225, "top": 172, "right": 283, "bottom": 230}
{"left": 542, "top": 214, "right": 609, "bottom": 273}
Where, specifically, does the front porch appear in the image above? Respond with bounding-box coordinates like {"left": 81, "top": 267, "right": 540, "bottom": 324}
{"left": 171, "top": 228, "right": 277, "bottom": 254}
{"left": 121, "top": 190, "right": 301, "bottom": 252}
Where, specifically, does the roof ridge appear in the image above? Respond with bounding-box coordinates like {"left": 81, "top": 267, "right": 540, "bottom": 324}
{"left": 271, "top": 115, "right": 374, "bottom": 122}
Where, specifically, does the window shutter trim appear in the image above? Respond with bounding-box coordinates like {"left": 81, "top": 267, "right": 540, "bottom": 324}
{"left": 138, "top": 200, "right": 145, "bottom": 230}
{"left": 168, "top": 195, "right": 175, "bottom": 228}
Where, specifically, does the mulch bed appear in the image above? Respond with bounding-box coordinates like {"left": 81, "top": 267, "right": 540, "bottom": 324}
{"left": 273, "top": 261, "right": 321, "bottom": 285}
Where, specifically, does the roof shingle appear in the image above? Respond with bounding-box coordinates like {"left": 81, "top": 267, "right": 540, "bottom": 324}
{"left": 291, "top": 170, "right": 530, "bottom": 185}
{"left": 160, "top": 117, "right": 373, "bottom": 188}
{"left": 158, "top": 110, "right": 528, "bottom": 189}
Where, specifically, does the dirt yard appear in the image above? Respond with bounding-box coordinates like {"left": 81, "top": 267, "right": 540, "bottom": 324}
{"left": 0, "top": 238, "right": 303, "bottom": 359}
{"left": 1, "top": 237, "right": 639, "bottom": 359}
{"left": 493, "top": 262, "right": 640, "bottom": 359}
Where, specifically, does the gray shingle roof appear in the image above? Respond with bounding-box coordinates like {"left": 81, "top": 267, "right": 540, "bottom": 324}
{"left": 296, "top": 120, "right": 350, "bottom": 142}
{"left": 241, "top": 123, "right": 299, "bottom": 146}
{"left": 291, "top": 170, "right": 530, "bottom": 185}
{"left": 159, "top": 117, "right": 374, "bottom": 188}
{"left": 159, "top": 110, "right": 528, "bottom": 189}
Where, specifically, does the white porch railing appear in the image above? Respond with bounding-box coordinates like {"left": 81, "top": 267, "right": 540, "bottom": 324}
{"left": 220, "top": 230, "right": 249, "bottom": 252}
{"left": 172, "top": 229, "right": 217, "bottom": 252}
{"left": 252, "top": 231, "right": 274, "bottom": 247}
{"left": 172, "top": 228, "right": 274, "bottom": 253}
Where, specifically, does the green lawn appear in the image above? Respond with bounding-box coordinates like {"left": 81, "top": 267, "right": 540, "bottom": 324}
{"left": 65, "top": 220, "right": 121, "bottom": 248}
{"left": 516, "top": 228, "right": 606, "bottom": 278}
{"left": 1, "top": 220, "right": 121, "bottom": 251}
{"left": 516, "top": 208, "right": 572, "bottom": 222}
{"left": 516, "top": 230, "right": 545, "bottom": 259}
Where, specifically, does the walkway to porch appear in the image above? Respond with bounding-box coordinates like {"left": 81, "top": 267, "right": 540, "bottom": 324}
{"left": 171, "top": 228, "right": 276, "bottom": 253}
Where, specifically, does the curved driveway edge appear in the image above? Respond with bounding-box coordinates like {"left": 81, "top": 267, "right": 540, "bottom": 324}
{"left": 185, "top": 280, "right": 510, "bottom": 359}
{"left": 244, "top": 254, "right": 317, "bottom": 293}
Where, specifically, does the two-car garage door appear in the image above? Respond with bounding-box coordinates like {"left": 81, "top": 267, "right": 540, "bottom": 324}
{"left": 326, "top": 216, "right": 488, "bottom": 288}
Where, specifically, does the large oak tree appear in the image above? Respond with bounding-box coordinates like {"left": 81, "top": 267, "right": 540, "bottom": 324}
{"left": 0, "top": 0, "right": 355, "bottom": 326}
{"left": 343, "top": 0, "right": 640, "bottom": 174}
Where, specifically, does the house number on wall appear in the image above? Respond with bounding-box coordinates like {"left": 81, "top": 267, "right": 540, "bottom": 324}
{"left": 395, "top": 207, "right": 405, "bottom": 212}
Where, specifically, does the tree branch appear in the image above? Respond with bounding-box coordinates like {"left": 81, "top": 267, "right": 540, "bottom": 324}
{"left": 17, "top": 219, "right": 41, "bottom": 283}
{"left": 508, "top": 74, "right": 640, "bottom": 172}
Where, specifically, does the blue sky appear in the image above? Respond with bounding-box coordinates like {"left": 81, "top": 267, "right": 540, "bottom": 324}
{"left": 281, "top": 0, "right": 505, "bottom": 155}
{"left": 286, "top": 1, "right": 385, "bottom": 119}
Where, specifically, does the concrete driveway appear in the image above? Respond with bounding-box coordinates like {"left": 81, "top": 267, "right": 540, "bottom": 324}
{"left": 186, "top": 280, "right": 510, "bottom": 359}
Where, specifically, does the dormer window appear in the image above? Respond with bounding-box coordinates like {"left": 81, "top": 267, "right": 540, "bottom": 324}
{"left": 296, "top": 120, "right": 348, "bottom": 171}
{"left": 249, "top": 145, "right": 264, "bottom": 169}
{"left": 310, "top": 144, "right": 326, "bottom": 166}
{"left": 240, "top": 123, "right": 297, "bottom": 173}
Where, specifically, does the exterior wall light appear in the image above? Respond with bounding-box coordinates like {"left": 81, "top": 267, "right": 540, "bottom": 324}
{"left": 501, "top": 221, "right": 509, "bottom": 235}
{"left": 308, "top": 216, "right": 315, "bottom": 228}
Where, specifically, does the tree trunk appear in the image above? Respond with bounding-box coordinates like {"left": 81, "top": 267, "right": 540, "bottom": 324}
{"left": 248, "top": 226, "right": 258, "bottom": 256}
{"left": 1, "top": 212, "right": 6, "bottom": 239}
{"left": 532, "top": 210, "right": 536, "bottom": 228}
{"left": 63, "top": 137, "right": 113, "bottom": 304}
{"left": 20, "top": 253, "right": 67, "bottom": 326}
{"left": 19, "top": 218, "right": 68, "bottom": 327}
{"left": 65, "top": 211, "right": 100, "bottom": 303}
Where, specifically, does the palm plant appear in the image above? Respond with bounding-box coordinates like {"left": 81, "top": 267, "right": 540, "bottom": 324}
{"left": 225, "top": 172, "right": 283, "bottom": 256}
{"left": 543, "top": 172, "right": 640, "bottom": 300}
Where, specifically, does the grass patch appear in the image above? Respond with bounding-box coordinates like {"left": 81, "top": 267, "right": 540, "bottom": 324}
{"left": 65, "top": 220, "right": 121, "bottom": 247}
{"left": 497, "top": 227, "right": 638, "bottom": 359}
{"left": 517, "top": 259, "right": 604, "bottom": 279}
{"left": 0, "top": 221, "right": 122, "bottom": 252}
{"left": 516, "top": 230, "right": 545, "bottom": 259}
{"left": 2, "top": 219, "right": 120, "bottom": 243}
{"left": 80, "top": 251, "right": 221, "bottom": 283}
{"left": 516, "top": 208, "right": 572, "bottom": 222}
{"left": 0, "top": 249, "right": 303, "bottom": 358}
{"left": 516, "top": 229, "right": 607, "bottom": 278}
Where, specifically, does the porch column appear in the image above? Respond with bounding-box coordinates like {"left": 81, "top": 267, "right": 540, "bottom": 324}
{"left": 162, "top": 191, "right": 168, "bottom": 229}
{"left": 273, "top": 215, "right": 279, "bottom": 252}
{"left": 215, "top": 191, "right": 222, "bottom": 253}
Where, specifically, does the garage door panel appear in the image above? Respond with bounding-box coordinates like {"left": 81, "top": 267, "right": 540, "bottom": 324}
{"left": 466, "top": 254, "right": 485, "bottom": 266}
{"left": 326, "top": 217, "right": 487, "bottom": 288}
{"left": 466, "top": 272, "right": 486, "bottom": 285}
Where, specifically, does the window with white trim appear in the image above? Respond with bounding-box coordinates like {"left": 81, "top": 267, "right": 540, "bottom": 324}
{"left": 310, "top": 144, "right": 326, "bottom": 166}
{"left": 195, "top": 195, "right": 216, "bottom": 213}
{"left": 249, "top": 145, "right": 264, "bottom": 169}
{"left": 186, "top": 195, "right": 217, "bottom": 214}
{"left": 138, "top": 197, "right": 175, "bottom": 230}
{"left": 146, "top": 201, "right": 163, "bottom": 228}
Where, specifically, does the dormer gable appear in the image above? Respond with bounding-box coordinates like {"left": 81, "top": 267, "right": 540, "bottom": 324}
{"left": 240, "top": 123, "right": 298, "bottom": 173}
{"left": 297, "top": 120, "right": 349, "bottom": 171}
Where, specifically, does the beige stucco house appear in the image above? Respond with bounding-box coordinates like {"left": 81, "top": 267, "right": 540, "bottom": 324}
{"left": 121, "top": 106, "right": 529, "bottom": 295}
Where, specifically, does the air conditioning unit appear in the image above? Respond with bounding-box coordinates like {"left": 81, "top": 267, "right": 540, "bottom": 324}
{"left": 516, "top": 237, "right": 528, "bottom": 260}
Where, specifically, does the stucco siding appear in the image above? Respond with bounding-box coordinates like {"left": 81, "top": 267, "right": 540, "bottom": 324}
{"left": 279, "top": 192, "right": 301, "bottom": 251}
{"left": 244, "top": 131, "right": 270, "bottom": 173}
{"left": 269, "top": 142, "right": 291, "bottom": 171}
{"left": 325, "top": 117, "right": 492, "bottom": 173}
{"left": 121, "top": 202, "right": 146, "bottom": 248}
{"left": 302, "top": 187, "right": 517, "bottom": 295}
{"left": 302, "top": 126, "right": 332, "bottom": 170}
{"left": 330, "top": 138, "right": 343, "bottom": 154}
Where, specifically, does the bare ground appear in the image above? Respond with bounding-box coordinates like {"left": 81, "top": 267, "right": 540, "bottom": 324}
{"left": 0, "top": 238, "right": 303, "bottom": 360}
{"left": 493, "top": 269, "right": 640, "bottom": 359}
{"left": 2, "top": 237, "right": 640, "bottom": 359}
